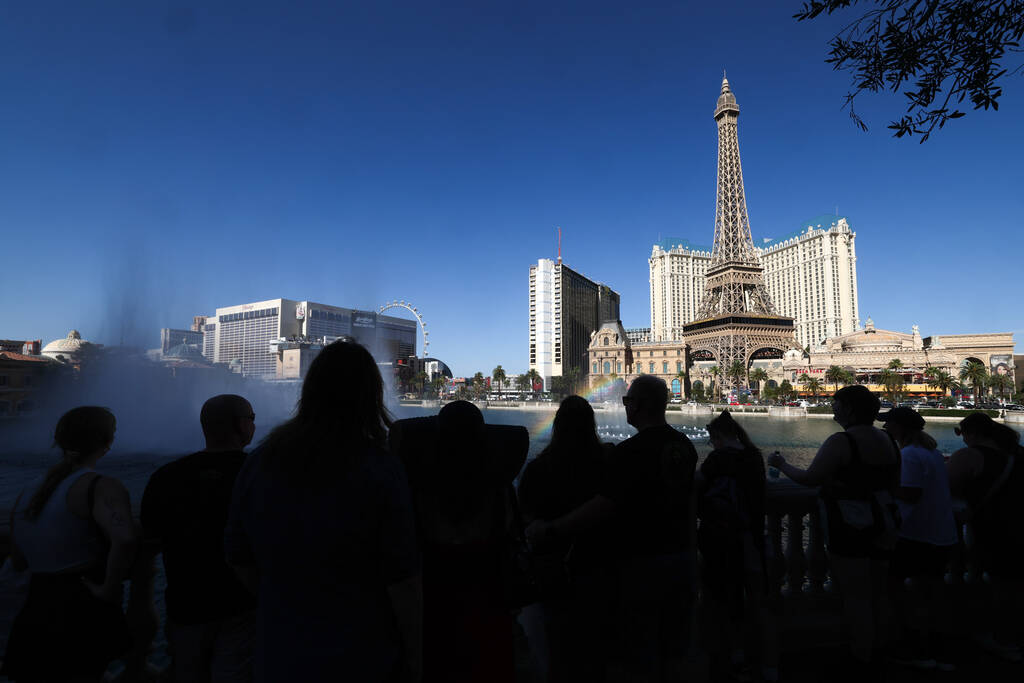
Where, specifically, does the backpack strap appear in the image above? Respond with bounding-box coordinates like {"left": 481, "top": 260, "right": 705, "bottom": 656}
{"left": 86, "top": 473, "right": 103, "bottom": 514}
{"left": 840, "top": 431, "right": 861, "bottom": 465}
{"left": 977, "top": 451, "right": 1015, "bottom": 512}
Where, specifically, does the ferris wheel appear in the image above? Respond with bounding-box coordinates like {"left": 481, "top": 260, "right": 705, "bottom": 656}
{"left": 378, "top": 300, "right": 429, "bottom": 358}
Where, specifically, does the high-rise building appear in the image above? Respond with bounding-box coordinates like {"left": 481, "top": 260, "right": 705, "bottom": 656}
{"left": 529, "top": 258, "right": 620, "bottom": 389}
{"left": 200, "top": 298, "right": 417, "bottom": 378}
{"left": 759, "top": 216, "right": 859, "bottom": 350}
{"left": 649, "top": 239, "right": 712, "bottom": 342}
{"left": 649, "top": 217, "right": 859, "bottom": 349}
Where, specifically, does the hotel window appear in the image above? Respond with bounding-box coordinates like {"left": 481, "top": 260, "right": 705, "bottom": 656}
{"left": 649, "top": 362, "right": 655, "bottom": 373}
{"left": 604, "top": 361, "right": 611, "bottom": 374}
{"left": 592, "top": 363, "right": 598, "bottom": 374}
{"left": 663, "top": 362, "right": 668, "bottom": 373}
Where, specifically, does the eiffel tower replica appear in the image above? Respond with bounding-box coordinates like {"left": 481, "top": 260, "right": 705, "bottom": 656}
{"left": 683, "top": 76, "right": 795, "bottom": 391}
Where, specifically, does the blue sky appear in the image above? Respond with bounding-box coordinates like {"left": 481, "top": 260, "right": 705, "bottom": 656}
{"left": 2, "top": 1, "right": 1022, "bottom": 376}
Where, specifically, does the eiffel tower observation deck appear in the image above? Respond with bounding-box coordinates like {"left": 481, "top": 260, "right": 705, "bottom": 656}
{"left": 683, "top": 76, "right": 796, "bottom": 391}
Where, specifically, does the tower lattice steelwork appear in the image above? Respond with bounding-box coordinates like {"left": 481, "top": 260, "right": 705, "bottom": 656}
{"left": 684, "top": 76, "right": 795, "bottom": 391}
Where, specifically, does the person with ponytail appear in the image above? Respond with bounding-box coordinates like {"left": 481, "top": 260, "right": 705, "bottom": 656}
{"left": 2, "top": 406, "right": 140, "bottom": 682}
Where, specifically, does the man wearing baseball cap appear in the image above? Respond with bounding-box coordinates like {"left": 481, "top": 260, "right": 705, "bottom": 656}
{"left": 878, "top": 407, "right": 957, "bottom": 670}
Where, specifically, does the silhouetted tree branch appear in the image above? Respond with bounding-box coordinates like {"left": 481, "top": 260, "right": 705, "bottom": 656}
{"left": 795, "top": 0, "right": 1024, "bottom": 141}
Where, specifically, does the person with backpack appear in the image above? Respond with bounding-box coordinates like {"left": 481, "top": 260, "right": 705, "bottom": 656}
{"left": 768, "top": 385, "right": 900, "bottom": 675}
{"left": 698, "top": 410, "right": 775, "bottom": 683}
{"left": 947, "top": 412, "right": 1024, "bottom": 661}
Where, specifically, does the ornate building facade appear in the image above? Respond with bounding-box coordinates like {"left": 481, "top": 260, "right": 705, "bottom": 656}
{"left": 781, "top": 319, "right": 1015, "bottom": 396}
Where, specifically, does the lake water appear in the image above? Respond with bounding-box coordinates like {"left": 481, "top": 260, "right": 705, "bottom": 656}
{"left": 3, "top": 404, "right": 1017, "bottom": 513}
{"left": 2, "top": 404, "right": 1020, "bottom": 675}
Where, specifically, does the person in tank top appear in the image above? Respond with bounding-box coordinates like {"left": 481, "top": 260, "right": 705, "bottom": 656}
{"left": 3, "top": 406, "right": 155, "bottom": 683}
{"left": 769, "top": 385, "right": 899, "bottom": 673}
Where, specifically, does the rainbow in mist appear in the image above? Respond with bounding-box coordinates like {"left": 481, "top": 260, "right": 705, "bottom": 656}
{"left": 534, "top": 375, "right": 623, "bottom": 438}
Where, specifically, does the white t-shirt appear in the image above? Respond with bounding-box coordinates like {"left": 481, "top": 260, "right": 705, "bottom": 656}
{"left": 898, "top": 444, "right": 958, "bottom": 546}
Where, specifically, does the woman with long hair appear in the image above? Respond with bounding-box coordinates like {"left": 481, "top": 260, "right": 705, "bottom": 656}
{"left": 698, "top": 410, "right": 775, "bottom": 682}
{"left": 518, "top": 395, "right": 613, "bottom": 682}
{"left": 225, "top": 340, "right": 422, "bottom": 682}
{"left": 3, "top": 407, "right": 139, "bottom": 682}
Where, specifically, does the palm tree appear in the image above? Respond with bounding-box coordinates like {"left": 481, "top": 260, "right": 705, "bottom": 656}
{"left": 779, "top": 380, "right": 795, "bottom": 402}
{"left": 526, "top": 368, "right": 542, "bottom": 398}
{"left": 925, "top": 368, "right": 958, "bottom": 399}
{"left": 563, "top": 366, "right": 582, "bottom": 396}
{"left": 749, "top": 368, "right": 769, "bottom": 399}
{"left": 492, "top": 365, "right": 506, "bottom": 400}
{"left": 825, "top": 365, "right": 847, "bottom": 396}
{"left": 989, "top": 373, "right": 1013, "bottom": 402}
{"left": 431, "top": 374, "right": 447, "bottom": 398}
{"left": 879, "top": 368, "right": 905, "bottom": 403}
{"left": 516, "top": 374, "right": 529, "bottom": 397}
{"left": 413, "top": 370, "right": 428, "bottom": 396}
{"left": 958, "top": 360, "right": 988, "bottom": 404}
{"left": 709, "top": 365, "right": 721, "bottom": 403}
{"left": 727, "top": 360, "right": 747, "bottom": 391}
{"left": 804, "top": 378, "right": 823, "bottom": 402}
{"left": 471, "top": 371, "right": 486, "bottom": 398}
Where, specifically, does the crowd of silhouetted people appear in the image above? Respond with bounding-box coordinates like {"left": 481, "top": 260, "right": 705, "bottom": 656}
{"left": 2, "top": 339, "right": 1023, "bottom": 682}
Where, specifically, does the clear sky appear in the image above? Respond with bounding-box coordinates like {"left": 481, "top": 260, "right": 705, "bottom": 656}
{"left": 2, "top": 1, "right": 1022, "bottom": 376}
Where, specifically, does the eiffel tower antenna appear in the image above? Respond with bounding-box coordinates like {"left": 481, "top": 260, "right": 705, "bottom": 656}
{"left": 682, "top": 75, "right": 795, "bottom": 391}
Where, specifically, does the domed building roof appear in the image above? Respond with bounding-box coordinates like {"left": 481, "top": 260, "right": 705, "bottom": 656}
{"left": 42, "top": 330, "right": 92, "bottom": 359}
{"left": 163, "top": 342, "right": 205, "bottom": 361}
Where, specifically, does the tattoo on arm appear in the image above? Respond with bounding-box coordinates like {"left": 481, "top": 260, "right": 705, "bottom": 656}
{"left": 104, "top": 494, "right": 128, "bottom": 527}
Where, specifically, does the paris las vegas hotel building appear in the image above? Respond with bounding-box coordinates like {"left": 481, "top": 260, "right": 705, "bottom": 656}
{"left": 649, "top": 214, "right": 859, "bottom": 351}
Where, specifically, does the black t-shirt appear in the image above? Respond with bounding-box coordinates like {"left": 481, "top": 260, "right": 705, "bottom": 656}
{"left": 141, "top": 450, "right": 257, "bottom": 625}
{"left": 601, "top": 424, "right": 698, "bottom": 556}
{"left": 699, "top": 446, "right": 766, "bottom": 537}
{"left": 518, "top": 442, "right": 611, "bottom": 567}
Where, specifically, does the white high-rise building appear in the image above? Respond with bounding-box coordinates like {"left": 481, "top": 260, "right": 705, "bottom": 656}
{"left": 649, "top": 239, "right": 712, "bottom": 342}
{"left": 649, "top": 217, "right": 859, "bottom": 350}
{"left": 201, "top": 298, "right": 417, "bottom": 377}
{"left": 529, "top": 258, "right": 620, "bottom": 390}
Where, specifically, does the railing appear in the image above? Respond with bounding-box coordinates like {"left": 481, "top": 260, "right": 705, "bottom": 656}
{"left": 765, "top": 479, "right": 829, "bottom": 597}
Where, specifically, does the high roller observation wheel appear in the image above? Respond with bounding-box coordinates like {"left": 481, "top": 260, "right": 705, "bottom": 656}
{"left": 378, "top": 300, "right": 429, "bottom": 358}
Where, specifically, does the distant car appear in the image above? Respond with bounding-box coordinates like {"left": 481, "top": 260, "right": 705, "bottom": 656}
{"left": 669, "top": 398, "right": 682, "bottom": 404}
{"left": 880, "top": 401, "right": 894, "bottom": 409}
{"left": 1005, "top": 404, "right": 1024, "bottom": 411}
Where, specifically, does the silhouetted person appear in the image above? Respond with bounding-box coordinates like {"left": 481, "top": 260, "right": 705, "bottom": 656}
{"left": 3, "top": 407, "right": 147, "bottom": 682}
{"left": 390, "top": 401, "right": 525, "bottom": 683}
{"left": 141, "top": 394, "right": 259, "bottom": 682}
{"left": 768, "top": 385, "right": 899, "bottom": 674}
{"left": 528, "top": 375, "right": 698, "bottom": 682}
{"left": 698, "top": 410, "right": 775, "bottom": 682}
{"left": 224, "top": 341, "right": 421, "bottom": 682}
{"left": 878, "top": 407, "right": 957, "bottom": 671}
{"left": 947, "top": 412, "right": 1024, "bottom": 661}
{"left": 518, "top": 395, "right": 613, "bottom": 683}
